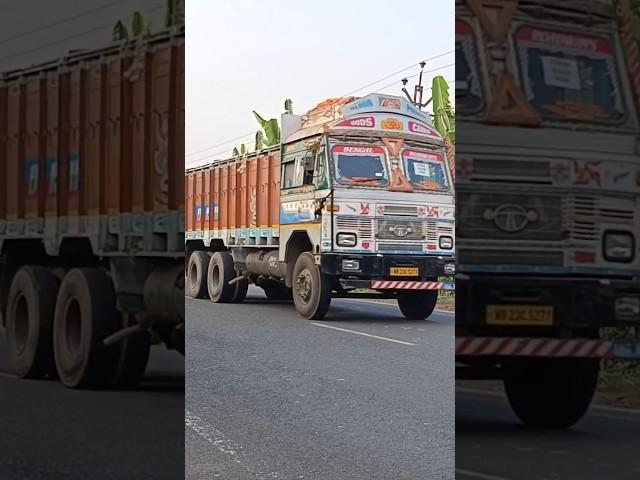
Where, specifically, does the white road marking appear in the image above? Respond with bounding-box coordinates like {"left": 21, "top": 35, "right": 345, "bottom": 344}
{"left": 185, "top": 410, "right": 279, "bottom": 479}
{"left": 311, "top": 322, "right": 416, "bottom": 346}
{"left": 456, "top": 468, "right": 514, "bottom": 480}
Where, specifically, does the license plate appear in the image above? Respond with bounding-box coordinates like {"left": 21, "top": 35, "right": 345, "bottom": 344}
{"left": 390, "top": 267, "right": 419, "bottom": 276}
{"left": 486, "top": 305, "right": 554, "bottom": 326}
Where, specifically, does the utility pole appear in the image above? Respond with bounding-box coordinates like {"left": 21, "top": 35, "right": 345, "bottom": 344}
{"left": 401, "top": 61, "right": 432, "bottom": 111}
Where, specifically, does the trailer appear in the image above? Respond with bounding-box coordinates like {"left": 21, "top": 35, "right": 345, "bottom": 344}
{"left": 455, "top": 0, "right": 640, "bottom": 428}
{"left": 186, "top": 93, "right": 455, "bottom": 320}
{"left": 0, "top": 29, "right": 185, "bottom": 388}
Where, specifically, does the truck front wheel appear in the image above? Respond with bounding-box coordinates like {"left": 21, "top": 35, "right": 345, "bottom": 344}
{"left": 397, "top": 290, "right": 438, "bottom": 320}
{"left": 5, "top": 266, "right": 60, "bottom": 378}
{"left": 503, "top": 358, "right": 599, "bottom": 429}
{"left": 207, "top": 252, "right": 236, "bottom": 303}
{"left": 292, "top": 253, "right": 331, "bottom": 320}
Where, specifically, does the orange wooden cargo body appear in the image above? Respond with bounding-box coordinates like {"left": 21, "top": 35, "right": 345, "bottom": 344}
{"left": 0, "top": 30, "right": 185, "bottom": 256}
{"left": 186, "top": 147, "right": 281, "bottom": 243}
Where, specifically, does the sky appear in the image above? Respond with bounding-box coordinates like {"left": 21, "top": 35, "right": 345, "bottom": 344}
{"left": 186, "top": 0, "right": 454, "bottom": 168}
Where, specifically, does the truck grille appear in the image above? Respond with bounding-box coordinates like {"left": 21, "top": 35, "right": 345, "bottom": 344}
{"left": 567, "top": 195, "right": 636, "bottom": 241}
{"left": 336, "top": 216, "right": 373, "bottom": 239}
{"left": 377, "top": 219, "right": 424, "bottom": 240}
{"left": 378, "top": 243, "right": 424, "bottom": 251}
{"left": 457, "top": 193, "right": 562, "bottom": 241}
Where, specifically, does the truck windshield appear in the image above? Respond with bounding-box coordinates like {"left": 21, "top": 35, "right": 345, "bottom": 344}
{"left": 456, "top": 20, "right": 484, "bottom": 115}
{"left": 402, "top": 150, "right": 449, "bottom": 191}
{"left": 515, "top": 26, "right": 625, "bottom": 125}
{"left": 332, "top": 145, "right": 389, "bottom": 187}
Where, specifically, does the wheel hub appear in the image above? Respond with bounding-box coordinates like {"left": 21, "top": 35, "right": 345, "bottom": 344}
{"left": 296, "top": 269, "right": 313, "bottom": 303}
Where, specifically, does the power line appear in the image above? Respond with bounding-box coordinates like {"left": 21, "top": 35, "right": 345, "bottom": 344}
{"left": 0, "top": 0, "right": 127, "bottom": 47}
{"left": 374, "top": 63, "right": 455, "bottom": 93}
{"left": 188, "top": 51, "right": 455, "bottom": 165}
{"left": 0, "top": 5, "right": 164, "bottom": 66}
{"left": 186, "top": 131, "right": 257, "bottom": 157}
{"left": 340, "top": 49, "right": 454, "bottom": 97}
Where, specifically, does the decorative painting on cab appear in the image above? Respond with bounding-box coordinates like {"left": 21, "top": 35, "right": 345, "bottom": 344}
{"left": 456, "top": 19, "right": 485, "bottom": 115}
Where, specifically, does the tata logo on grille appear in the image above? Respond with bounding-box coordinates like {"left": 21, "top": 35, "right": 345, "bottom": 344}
{"left": 483, "top": 204, "right": 538, "bottom": 233}
{"left": 389, "top": 224, "right": 413, "bottom": 237}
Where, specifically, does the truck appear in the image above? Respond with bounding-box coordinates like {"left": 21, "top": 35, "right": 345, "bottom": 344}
{"left": 186, "top": 93, "right": 455, "bottom": 320}
{"left": 0, "top": 29, "right": 185, "bottom": 388}
{"left": 455, "top": 0, "right": 640, "bottom": 428}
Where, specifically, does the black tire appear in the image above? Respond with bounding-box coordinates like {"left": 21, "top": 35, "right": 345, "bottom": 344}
{"left": 109, "top": 314, "right": 151, "bottom": 389}
{"left": 53, "top": 268, "right": 120, "bottom": 389}
{"left": 397, "top": 290, "right": 438, "bottom": 320}
{"left": 292, "top": 253, "right": 331, "bottom": 320}
{"left": 5, "top": 266, "right": 60, "bottom": 378}
{"left": 231, "top": 274, "right": 249, "bottom": 303}
{"left": 187, "top": 251, "right": 210, "bottom": 299}
{"left": 503, "top": 358, "right": 599, "bottom": 429}
{"left": 263, "top": 286, "right": 293, "bottom": 301}
{"left": 207, "top": 252, "right": 236, "bottom": 303}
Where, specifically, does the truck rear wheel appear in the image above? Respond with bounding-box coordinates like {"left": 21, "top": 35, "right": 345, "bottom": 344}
{"left": 292, "top": 253, "right": 331, "bottom": 320}
{"left": 207, "top": 252, "right": 236, "bottom": 303}
{"left": 397, "top": 290, "right": 438, "bottom": 320}
{"left": 503, "top": 358, "right": 599, "bottom": 429}
{"left": 53, "top": 268, "right": 120, "bottom": 389}
{"left": 5, "top": 266, "right": 60, "bottom": 378}
{"left": 187, "top": 251, "right": 210, "bottom": 298}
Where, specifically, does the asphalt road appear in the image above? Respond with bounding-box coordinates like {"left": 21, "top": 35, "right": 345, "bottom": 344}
{"left": 186, "top": 286, "right": 455, "bottom": 480}
{"left": 0, "top": 337, "right": 184, "bottom": 480}
{"left": 456, "top": 388, "right": 640, "bottom": 480}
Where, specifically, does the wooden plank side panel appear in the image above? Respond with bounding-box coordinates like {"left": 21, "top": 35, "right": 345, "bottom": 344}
{"left": 204, "top": 169, "right": 212, "bottom": 231}
{"left": 257, "top": 156, "right": 269, "bottom": 228}
{"left": 185, "top": 172, "right": 194, "bottom": 233}
{"left": 45, "top": 72, "right": 60, "bottom": 218}
{"left": 194, "top": 170, "right": 203, "bottom": 232}
{"left": 169, "top": 41, "right": 185, "bottom": 212}
{"left": 105, "top": 58, "right": 122, "bottom": 216}
{"left": 0, "top": 85, "right": 7, "bottom": 220}
{"left": 269, "top": 153, "right": 281, "bottom": 228}
{"left": 67, "top": 69, "right": 85, "bottom": 218}
{"left": 85, "top": 62, "right": 105, "bottom": 216}
{"left": 150, "top": 45, "right": 171, "bottom": 213}
{"left": 6, "top": 80, "right": 25, "bottom": 221}
{"left": 239, "top": 162, "right": 248, "bottom": 230}
{"left": 24, "top": 77, "right": 44, "bottom": 220}
{"left": 248, "top": 158, "right": 257, "bottom": 230}
{"left": 130, "top": 53, "right": 149, "bottom": 214}
{"left": 213, "top": 167, "right": 220, "bottom": 234}
{"left": 220, "top": 165, "right": 229, "bottom": 232}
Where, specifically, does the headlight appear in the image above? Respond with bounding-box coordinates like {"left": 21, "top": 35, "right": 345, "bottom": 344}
{"left": 616, "top": 297, "right": 640, "bottom": 318}
{"left": 604, "top": 232, "right": 634, "bottom": 262}
{"left": 444, "top": 263, "right": 455, "bottom": 275}
{"left": 337, "top": 232, "right": 357, "bottom": 247}
{"left": 439, "top": 236, "right": 454, "bottom": 250}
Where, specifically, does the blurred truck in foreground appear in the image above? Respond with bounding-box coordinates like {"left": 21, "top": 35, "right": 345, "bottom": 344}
{"left": 0, "top": 29, "right": 185, "bottom": 388}
{"left": 455, "top": 0, "right": 640, "bottom": 428}
{"left": 186, "top": 93, "right": 455, "bottom": 320}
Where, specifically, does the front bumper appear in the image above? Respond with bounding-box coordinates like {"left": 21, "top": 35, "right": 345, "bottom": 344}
{"left": 321, "top": 253, "right": 454, "bottom": 290}
{"left": 457, "top": 274, "right": 640, "bottom": 329}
